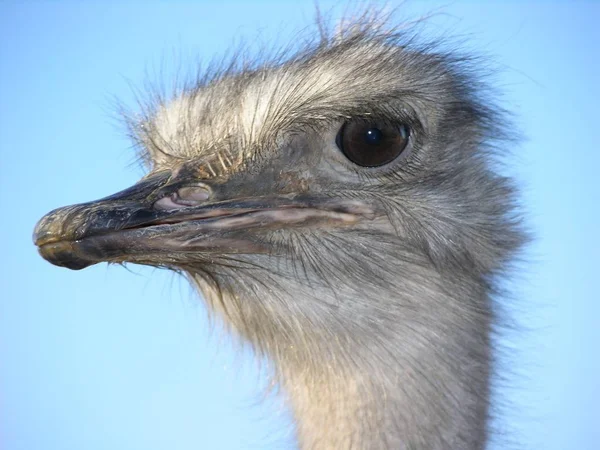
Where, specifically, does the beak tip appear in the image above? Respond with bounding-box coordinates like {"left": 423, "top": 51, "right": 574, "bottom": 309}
{"left": 33, "top": 208, "right": 68, "bottom": 247}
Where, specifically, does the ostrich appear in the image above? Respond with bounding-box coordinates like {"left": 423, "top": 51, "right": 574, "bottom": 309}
{"left": 33, "top": 14, "right": 523, "bottom": 450}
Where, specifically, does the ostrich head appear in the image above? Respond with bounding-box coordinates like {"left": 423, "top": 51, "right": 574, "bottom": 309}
{"left": 33, "top": 16, "right": 523, "bottom": 449}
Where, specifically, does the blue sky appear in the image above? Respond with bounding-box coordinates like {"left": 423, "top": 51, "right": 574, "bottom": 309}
{"left": 1, "top": 1, "right": 598, "bottom": 449}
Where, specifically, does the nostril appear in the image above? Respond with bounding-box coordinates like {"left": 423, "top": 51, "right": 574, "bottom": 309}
{"left": 154, "top": 185, "right": 211, "bottom": 210}
{"left": 177, "top": 186, "right": 210, "bottom": 203}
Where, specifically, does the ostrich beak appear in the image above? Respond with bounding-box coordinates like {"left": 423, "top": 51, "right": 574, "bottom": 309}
{"left": 33, "top": 170, "right": 371, "bottom": 270}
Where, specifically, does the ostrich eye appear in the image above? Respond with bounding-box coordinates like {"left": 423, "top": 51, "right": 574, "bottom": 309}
{"left": 336, "top": 121, "right": 410, "bottom": 167}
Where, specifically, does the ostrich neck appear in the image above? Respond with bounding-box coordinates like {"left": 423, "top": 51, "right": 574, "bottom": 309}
{"left": 274, "top": 291, "right": 492, "bottom": 449}
{"left": 194, "top": 271, "right": 492, "bottom": 449}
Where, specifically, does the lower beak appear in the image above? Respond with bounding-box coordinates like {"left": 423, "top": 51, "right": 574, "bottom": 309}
{"left": 33, "top": 171, "right": 370, "bottom": 270}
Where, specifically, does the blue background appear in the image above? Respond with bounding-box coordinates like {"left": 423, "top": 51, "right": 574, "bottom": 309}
{"left": 1, "top": 1, "right": 598, "bottom": 449}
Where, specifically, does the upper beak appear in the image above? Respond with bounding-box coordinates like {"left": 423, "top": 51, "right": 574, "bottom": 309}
{"left": 33, "top": 170, "right": 371, "bottom": 270}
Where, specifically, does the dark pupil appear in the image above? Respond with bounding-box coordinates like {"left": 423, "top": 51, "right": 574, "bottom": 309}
{"left": 364, "top": 128, "right": 383, "bottom": 144}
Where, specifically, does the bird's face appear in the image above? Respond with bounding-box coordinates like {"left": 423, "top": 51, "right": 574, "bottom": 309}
{"left": 34, "top": 33, "right": 520, "bottom": 332}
